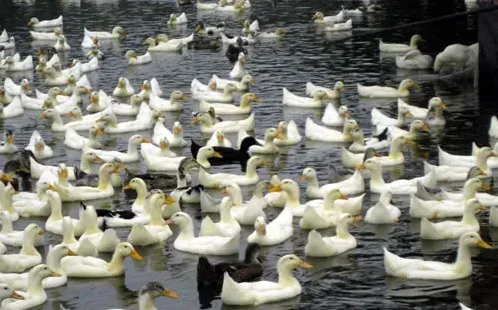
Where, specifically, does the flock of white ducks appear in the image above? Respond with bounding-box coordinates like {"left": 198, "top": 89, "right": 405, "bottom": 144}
{"left": 0, "top": 2, "right": 490, "bottom": 310}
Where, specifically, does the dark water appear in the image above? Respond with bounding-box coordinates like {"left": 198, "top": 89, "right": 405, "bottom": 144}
{"left": 0, "top": 0, "right": 494, "bottom": 309}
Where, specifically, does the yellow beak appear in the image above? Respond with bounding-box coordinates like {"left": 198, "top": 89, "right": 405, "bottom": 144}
{"left": 257, "top": 225, "right": 266, "bottom": 235}
{"left": 1, "top": 174, "right": 13, "bottom": 183}
{"left": 352, "top": 216, "right": 362, "bottom": 223}
{"left": 164, "top": 289, "right": 180, "bottom": 299}
{"left": 421, "top": 124, "right": 430, "bottom": 133}
{"left": 299, "top": 175, "right": 306, "bottom": 182}
{"left": 192, "top": 118, "right": 199, "bottom": 125}
{"left": 340, "top": 194, "right": 348, "bottom": 200}
{"left": 275, "top": 132, "right": 285, "bottom": 140}
{"left": 213, "top": 151, "right": 223, "bottom": 158}
{"left": 173, "top": 127, "right": 181, "bottom": 135}
{"left": 477, "top": 239, "right": 492, "bottom": 249}
{"left": 356, "top": 164, "right": 366, "bottom": 171}
{"left": 269, "top": 184, "right": 282, "bottom": 192}
{"left": 298, "top": 261, "right": 313, "bottom": 269}
{"left": 164, "top": 196, "right": 176, "bottom": 205}
{"left": 39, "top": 113, "right": 47, "bottom": 120}
{"left": 95, "top": 128, "right": 103, "bottom": 135}
{"left": 67, "top": 249, "right": 78, "bottom": 256}
{"left": 123, "top": 184, "right": 132, "bottom": 190}
{"left": 181, "top": 94, "right": 189, "bottom": 100}
{"left": 10, "top": 292, "right": 24, "bottom": 300}
{"left": 142, "top": 138, "right": 151, "bottom": 143}
{"left": 130, "top": 249, "right": 143, "bottom": 260}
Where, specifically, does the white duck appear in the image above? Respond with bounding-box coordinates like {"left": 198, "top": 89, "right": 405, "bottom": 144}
{"left": 384, "top": 232, "right": 490, "bottom": 280}
{"left": 64, "top": 125, "right": 103, "bottom": 150}
{"left": 3, "top": 55, "right": 34, "bottom": 72}
{"left": 358, "top": 158, "right": 436, "bottom": 194}
{"left": 264, "top": 175, "right": 287, "bottom": 208}
{"left": 312, "top": 10, "right": 344, "bottom": 24}
{"left": 85, "top": 134, "right": 150, "bottom": 163}
{"left": 229, "top": 181, "right": 268, "bottom": 225}
{"left": 247, "top": 203, "right": 293, "bottom": 246}
{"left": 84, "top": 26, "right": 126, "bottom": 39}
{"left": 168, "top": 12, "right": 188, "bottom": 26}
{"left": 382, "top": 119, "right": 430, "bottom": 140}
{"left": 371, "top": 104, "right": 412, "bottom": 127}
{"left": 0, "top": 130, "right": 17, "bottom": 154}
{"left": 301, "top": 167, "right": 365, "bottom": 198}
{"left": 28, "top": 15, "right": 63, "bottom": 28}
{"left": 97, "top": 104, "right": 163, "bottom": 134}
{"left": 0, "top": 211, "right": 43, "bottom": 247}
{"left": 299, "top": 189, "right": 354, "bottom": 229}
{"left": 420, "top": 199, "right": 483, "bottom": 240}
{"left": 125, "top": 50, "right": 152, "bottom": 65}
{"left": 149, "top": 91, "right": 188, "bottom": 112}
{"left": 86, "top": 90, "right": 110, "bottom": 113}
{"left": 398, "top": 97, "right": 447, "bottom": 119}
{"left": 81, "top": 36, "right": 100, "bottom": 49}
{"left": 0, "top": 96, "right": 23, "bottom": 119}
{"left": 62, "top": 242, "right": 142, "bottom": 277}
{"left": 24, "top": 130, "right": 53, "bottom": 159}
{"left": 166, "top": 212, "right": 239, "bottom": 255}
{"left": 221, "top": 254, "right": 312, "bottom": 306}
{"left": 322, "top": 105, "right": 350, "bottom": 127}
{"left": 0, "top": 284, "right": 23, "bottom": 303}
{"left": 212, "top": 74, "right": 255, "bottom": 92}
{"left": 305, "top": 214, "right": 360, "bottom": 257}
{"left": 4, "top": 78, "right": 31, "bottom": 96}
{"left": 205, "top": 130, "right": 231, "bottom": 147}
{"left": 199, "top": 93, "right": 261, "bottom": 115}
{"left": 229, "top": 52, "right": 248, "bottom": 79}
{"left": 76, "top": 204, "right": 120, "bottom": 253}
{"left": 357, "top": 79, "right": 417, "bottom": 98}
{"left": 110, "top": 94, "right": 143, "bottom": 116}
{"left": 341, "top": 147, "right": 382, "bottom": 169}
{"left": 434, "top": 43, "right": 478, "bottom": 73}
{"left": 0, "top": 224, "right": 44, "bottom": 273}
{"left": 112, "top": 77, "right": 135, "bottom": 97}
{"left": 282, "top": 88, "right": 330, "bottom": 108}
{"left": 0, "top": 264, "right": 60, "bottom": 310}
{"left": 379, "top": 34, "right": 424, "bottom": 53}
{"left": 143, "top": 37, "right": 183, "bottom": 53}
{"left": 199, "top": 155, "right": 266, "bottom": 187}
{"left": 0, "top": 244, "right": 76, "bottom": 290}
{"left": 193, "top": 83, "right": 237, "bottom": 103}
{"left": 248, "top": 127, "right": 283, "bottom": 154}
{"left": 396, "top": 49, "right": 433, "bottom": 69}
{"left": 324, "top": 19, "right": 353, "bottom": 32}
{"left": 268, "top": 179, "right": 309, "bottom": 216}
{"left": 365, "top": 191, "right": 401, "bottom": 224}
{"left": 54, "top": 35, "right": 71, "bottom": 51}
{"left": 152, "top": 120, "right": 187, "bottom": 147}
{"left": 306, "top": 81, "right": 347, "bottom": 99}
{"left": 305, "top": 118, "right": 358, "bottom": 142}
{"left": 192, "top": 111, "right": 255, "bottom": 134}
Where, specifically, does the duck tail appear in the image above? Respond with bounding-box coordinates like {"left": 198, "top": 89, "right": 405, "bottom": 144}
{"left": 197, "top": 256, "right": 216, "bottom": 286}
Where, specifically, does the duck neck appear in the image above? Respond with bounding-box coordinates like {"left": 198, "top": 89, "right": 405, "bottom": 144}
{"left": 389, "top": 142, "right": 404, "bottom": 159}
{"left": 245, "top": 160, "right": 259, "bottom": 178}
{"left": 27, "top": 272, "right": 46, "bottom": 296}
{"left": 342, "top": 126, "right": 353, "bottom": 142}
{"left": 178, "top": 219, "right": 195, "bottom": 240}
{"left": 220, "top": 203, "right": 233, "bottom": 223}
{"left": 127, "top": 141, "right": 140, "bottom": 156}
{"left": 138, "top": 293, "right": 157, "bottom": 310}
{"left": 149, "top": 200, "right": 165, "bottom": 226}
{"left": 306, "top": 175, "right": 320, "bottom": 191}
{"left": 98, "top": 170, "right": 112, "bottom": 190}
{"left": 336, "top": 221, "right": 352, "bottom": 239}
{"left": 277, "top": 264, "right": 297, "bottom": 286}
{"left": 284, "top": 188, "right": 300, "bottom": 206}
{"left": 454, "top": 244, "right": 473, "bottom": 275}
{"left": 63, "top": 225, "right": 77, "bottom": 244}
{"left": 2, "top": 193, "right": 16, "bottom": 215}
{"left": 134, "top": 184, "right": 147, "bottom": 207}
{"left": 196, "top": 152, "right": 211, "bottom": 168}
{"left": 48, "top": 198, "right": 63, "bottom": 222}
{"left": 461, "top": 206, "right": 479, "bottom": 226}
{"left": 108, "top": 251, "right": 126, "bottom": 273}
{"left": 0, "top": 216, "right": 13, "bottom": 234}
{"left": 47, "top": 251, "right": 63, "bottom": 273}
{"left": 80, "top": 156, "right": 93, "bottom": 174}
{"left": 369, "top": 169, "right": 385, "bottom": 187}
{"left": 229, "top": 190, "right": 243, "bottom": 206}
{"left": 323, "top": 196, "right": 340, "bottom": 213}
{"left": 20, "top": 233, "right": 38, "bottom": 256}
{"left": 240, "top": 95, "right": 251, "bottom": 108}
{"left": 475, "top": 153, "right": 489, "bottom": 172}
{"left": 463, "top": 185, "right": 478, "bottom": 200}
{"left": 52, "top": 113, "right": 64, "bottom": 128}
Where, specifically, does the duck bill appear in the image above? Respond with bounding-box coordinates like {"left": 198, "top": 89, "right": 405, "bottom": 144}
{"left": 344, "top": 111, "right": 351, "bottom": 118}
{"left": 241, "top": 57, "right": 246, "bottom": 63}
{"left": 7, "top": 136, "right": 15, "bottom": 144}
{"left": 130, "top": 249, "right": 143, "bottom": 260}
{"left": 340, "top": 194, "right": 348, "bottom": 200}
{"left": 67, "top": 249, "right": 78, "bottom": 256}
{"left": 24, "top": 84, "right": 32, "bottom": 91}
{"left": 181, "top": 94, "right": 189, "bottom": 100}
{"left": 352, "top": 216, "right": 362, "bottom": 223}
{"left": 67, "top": 111, "right": 75, "bottom": 118}
{"left": 441, "top": 102, "right": 448, "bottom": 110}
{"left": 173, "top": 127, "right": 181, "bottom": 135}
{"left": 164, "top": 289, "right": 180, "bottom": 299}
{"left": 257, "top": 225, "right": 266, "bottom": 235}
{"left": 39, "top": 230, "right": 45, "bottom": 235}
{"left": 421, "top": 124, "right": 430, "bottom": 133}
{"left": 250, "top": 80, "right": 256, "bottom": 86}
{"left": 164, "top": 196, "right": 176, "bottom": 205}
{"left": 123, "top": 184, "right": 132, "bottom": 190}
{"left": 299, "top": 175, "right": 306, "bottom": 182}
{"left": 481, "top": 184, "right": 493, "bottom": 191}
{"left": 165, "top": 219, "right": 174, "bottom": 225}
{"left": 142, "top": 138, "right": 151, "bottom": 143}
{"left": 298, "top": 261, "right": 313, "bottom": 269}
{"left": 406, "top": 112, "right": 413, "bottom": 118}
{"left": 477, "top": 239, "right": 492, "bottom": 249}
{"left": 48, "top": 184, "right": 57, "bottom": 191}
{"left": 90, "top": 96, "right": 97, "bottom": 104}
{"left": 10, "top": 292, "right": 24, "bottom": 300}
{"left": 356, "top": 164, "right": 366, "bottom": 171}
{"left": 94, "top": 156, "right": 105, "bottom": 163}
{"left": 253, "top": 96, "right": 262, "bottom": 103}
{"left": 1, "top": 174, "right": 13, "bottom": 183}
{"left": 60, "top": 169, "right": 68, "bottom": 179}
{"left": 192, "top": 118, "right": 199, "bottom": 125}
{"left": 39, "top": 113, "right": 47, "bottom": 120}
{"left": 220, "top": 188, "right": 228, "bottom": 194}
{"left": 275, "top": 132, "right": 285, "bottom": 140}
{"left": 269, "top": 184, "right": 282, "bottom": 192}
{"left": 217, "top": 136, "right": 224, "bottom": 143}
{"left": 95, "top": 128, "right": 103, "bottom": 135}
{"left": 340, "top": 88, "right": 347, "bottom": 93}
{"left": 212, "top": 151, "right": 223, "bottom": 158}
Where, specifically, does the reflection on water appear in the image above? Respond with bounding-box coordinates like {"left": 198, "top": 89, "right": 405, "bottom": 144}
{"left": 0, "top": 0, "right": 490, "bottom": 309}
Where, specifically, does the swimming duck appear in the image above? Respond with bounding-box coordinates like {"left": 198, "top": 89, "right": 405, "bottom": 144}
{"left": 199, "top": 155, "right": 267, "bottom": 187}
{"left": 247, "top": 200, "right": 293, "bottom": 245}
{"left": 324, "top": 19, "right": 353, "bottom": 32}
{"left": 0, "top": 186, "right": 19, "bottom": 222}
{"left": 420, "top": 198, "right": 483, "bottom": 240}
{"left": 398, "top": 97, "right": 447, "bottom": 120}
{"left": 299, "top": 189, "right": 354, "bottom": 229}
{"left": 427, "top": 148, "right": 493, "bottom": 182}
{"left": 85, "top": 90, "right": 110, "bottom": 113}
{"left": 438, "top": 145, "right": 496, "bottom": 169}
{"left": 212, "top": 74, "right": 255, "bottom": 92}
{"left": 0, "top": 244, "right": 76, "bottom": 290}
{"left": 379, "top": 34, "right": 424, "bottom": 53}
{"left": 28, "top": 15, "right": 63, "bottom": 28}
{"left": 98, "top": 104, "right": 163, "bottom": 134}
{"left": 264, "top": 175, "right": 287, "bottom": 208}
{"left": 254, "top": 28, "right": 288, "bottom": 41}
{"left": 53, "top": 35, "right": 70, "bottom": 51}
{"left": 193, "top": 83, "right": 237, "bottom": 103}
{"left": 0, "top": 211, "right": 44, "bottom": 247}
{"left": 301, "top": 166, "right": 365, "bottom": 198}
{"left": 312, "top": 10, "right": 344, "bottom": 24}
{"left": 0, "top": 131, "right": 17, "bottom": 154}
{"left": 305, "top": 213, "right": 360, "bottom": 257}
{"left": 111, "top": 282, "right": 179, "bottom": 310}
{"left": 4, "top": 78, "right": 31, "bottom": 96}
{"left": 81, "top": 35, "right": 100, "bottom": 49}
{"left": 434, "top": 43, "right": 478, "bottom": 73}
{"left": 24, "top": 131, "right": 53, "bottom": 160}
{"left": 125, "top": 50, "right": 152, "bottom": 65}
{"left": 357, "top": 78, "right": 417, "bottom": 98}
{"left": 197, "top": 243, "right": 263, "bottom": 293}
{"left": 61, "top": 242, "right": 141, "bottom": 278}
{"left": 44, "top": 190, "right": 79, "bottom": 235}
{"left": 221, "top": 33, "right": 255, "bottom": 45}
{"left": 0, "top": 284, "right": 23, "bottom": 303}
{"left": 84, "top": 26, "right": 126, "bottom": 39}
{"left": 221, "top": 254, "right": 312, "bottom": 306}
{"left": 51, "top": 162, "right": 119, "bottom": 201}
{"left": 229, "top": 180, "right": 268, "bottom": 225}
{"left": 112, "top": 77, "right": 135, "bottom": 97}
{"left": 156, "top": 33, "right": 194, "bottom": 47}
{"left": 0, "top": 96, "right": 23, "bottom": 119}
{"left": 143, "top": 37, "right": 183, "bottom": 53}
{"left": 0, "top": 264, "right": 60, "bottom": 310}
{"left": 64, "top": 125, "right": 103, "bottom": 150}
{"left": 283, "top": 88, "right": 330, "bottom": 108}
{"left": 151, "top": 120, "right": 187, "bottom": 148}
{"left": 3, "top": 55, "right": 33, "bottom": 72}
{"left": 167, "top": 212, "right": 239, "bottom": 255}
{"left": 149, "top": 91, "right": 188, "bottom": 112}
{"left": 0, "top": 224, "right": 44, "bottom": 272}
{"left": 86, "top": 45, "right": 105, "bottom": 59}
{"left": 192, "top": 112, "right": 255, "bottom": 134}
{"left": 200, "top": 197, "right": 241, "bottom": 237}
{"left": 111, "top": 94, "right": 143, "bottom": 116}
{"left": 364, "top": 191, "right": 401, "bottom": 224}
{"left": 268, "top": 179, "right": 309, "bottom": 216}
{"left": 0, "top": 37, "right": 15, "bottom": 49}
{"left": 140, "top": 144, "right": 186, "bottom": 172}
{"left": 85, "top": 134, "right": 150, "bottom": 163}
{"left": 168, "top": 12, "right": 188, "bottom": 26}
{"left": 122, "top": 178, "right": 149, "bottom": 213}
{"left": 28, "top": 150, "right": 103, "bottom": 180}
{"left": 370, "top": 135, "right": 412, "bottom": 167}
{"left": 199, "top": 93, "right": 260, "bottom": 115}
{"left": 371, "top": 104, "right": 411, "bottom": 127}
{"left": 75, "top": 204, "right": 121, "bottom": 252}
{"left": 382, "top": 119, "right": 430, "bottom": 140}
{"left": 305, "top": 118, "right": 358, "bottom": 142}
{"left": 322, "top": 105, "right": 350, "bottom": 127}
{"left": 358, "top": 158, "right": 436, "bottom": 194}
{"left": 248, "top": 127, "right": 283, "bottom": 154}
{"left": 384, "top": 232, "right": 490, "bottom": 280}
{"left": 206, "top": 130, "right": 233, "bottom": 148}
{"left": 229, "top": 52, "right": 248, "bottom": 79}
{"left": 0, "top": 87, "right": 14, "bottom": 104}
{"left": 395, "top": 49, "right": 433, "bottom": 69}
